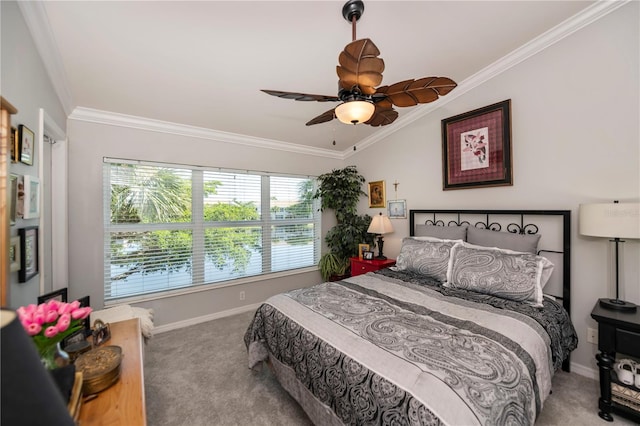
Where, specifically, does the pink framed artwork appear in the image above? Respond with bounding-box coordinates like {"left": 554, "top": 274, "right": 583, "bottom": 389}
{"left": 441, "top": 100, "right": 512, "bottom": 190}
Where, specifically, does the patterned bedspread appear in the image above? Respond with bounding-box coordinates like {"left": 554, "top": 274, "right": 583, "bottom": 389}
{"left": 244, "top": 270, "right": 577, "bottom": 426}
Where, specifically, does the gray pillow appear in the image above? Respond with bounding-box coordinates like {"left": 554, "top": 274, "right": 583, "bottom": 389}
{"left": 415, "top": 224, "right": 468, "bottom": 241}
{"left": 467, "top": 226, "right": 540, "bottom": 254}
{"left": 394, "top": 237, "right": 461, "bottom": 283}
{"left": 444, "top": 242, "right": 554, "bottom": 307}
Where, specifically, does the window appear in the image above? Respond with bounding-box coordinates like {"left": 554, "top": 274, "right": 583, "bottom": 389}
{"left": 104, "top": 158, "right": 320, "bottom": 301}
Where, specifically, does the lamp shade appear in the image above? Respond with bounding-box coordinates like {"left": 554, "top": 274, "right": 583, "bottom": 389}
{"left": 1, "top": 309, "right": 75, "bottom": 426}
{"left": 335, "top": 101, "right": 375, "bottom": 125}
{"left": 579, "top": 202, "right": 640, "bottom": 239}
{"left": 368, "top": 213, "right": 394, "bottom": 235}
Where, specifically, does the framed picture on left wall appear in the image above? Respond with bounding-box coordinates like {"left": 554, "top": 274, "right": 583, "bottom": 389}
{"left": 19, "top": 226, "right": 39, "bottom": 283}
{"left": 22, "top": 175, "right": 40, "bottom": 219}
{"left": 18, "top": 124, "right": 35, "bottom": 166}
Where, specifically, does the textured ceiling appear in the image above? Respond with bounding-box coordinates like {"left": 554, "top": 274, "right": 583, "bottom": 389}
{"left": 24, "top": 1, "right": 598, "bottom": 153}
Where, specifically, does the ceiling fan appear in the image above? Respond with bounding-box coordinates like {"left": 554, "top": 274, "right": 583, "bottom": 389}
{"left": 262, "top": 0, "right": 457, "bottom": 127}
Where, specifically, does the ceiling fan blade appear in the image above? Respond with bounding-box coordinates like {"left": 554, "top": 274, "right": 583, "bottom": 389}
{"left": 365, "top": 106, "right": 398, "bottom": 127}
{"left": 375, "top": 77, "right": 457, "bottom": 107}
{"left": 305, "top": 108, "right": 336, "bottom": 126}
{"left": 336, "top": 38, "right": 384, "bottom": 95}
{"left": 261, "top": 90, "right": 340, "bottom": 102}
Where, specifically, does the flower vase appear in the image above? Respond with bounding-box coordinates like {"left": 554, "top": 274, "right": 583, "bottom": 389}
{"left": 40, "top": 342, "right": 70, "bottom": 370}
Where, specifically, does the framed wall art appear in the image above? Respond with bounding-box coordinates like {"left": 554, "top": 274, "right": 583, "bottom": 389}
{"left": 368, "top": 180, "right": 386, "bottom": 208}
{"left": 22, "top": 175, "right": 40, "bottom": 219}
{"left": 9, "top": 236, "right": 21, "bottom": 273}
{"left": 441, "top": 99, "right": 512, "bottom": 190}
{"left": 18, "top": 124, "right": 35, "bottom": 166}
{"left": 10, "top": 126, "right": 18, "bottom": 162}
{"left": 9, "top": 174, "right": 18, "bottom": 225}
{"left": 19, "top": 226, "right": 39, "bottom": 283}
{"left": 388, "top": 200, "right": 407, "bottom": 219}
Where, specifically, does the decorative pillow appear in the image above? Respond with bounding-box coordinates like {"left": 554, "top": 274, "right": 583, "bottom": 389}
{"left": 467, "top": 226, "right": 540, "bottom": 254}
{"left": 444, "top": 242, "right": 554, "bottom": 307}
{"left": 394, "top": 237, "right": 462, "bottom": 282}
{"left": 415, "top": 224, "right": 468, "bottom": 241}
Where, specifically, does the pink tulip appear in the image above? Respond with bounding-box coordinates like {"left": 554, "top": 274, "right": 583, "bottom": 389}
{"left": 56, "top": 319, "right": 70, "bottom": 333}
{"left": 47, "top": 299, "right": 61, "bottom": 312}
{"left": 58, "top": 303, "right": 73, "bottom": 315}
{"left": 32, "top": 312, "right": 45, "bottom": 325}
{"left": 58, "top": 313, "right": 71, "bottom": 328}
{"left": 25, "top": 322, "right": 42, "bottom": 336}
{"left": 44, "top": 326, "right": 58, "bottom": 338}
{"left": 71, "top": 307, "right": 89, "bottom": 320}
{"left": 45, "top": 309, "right": 59, "bottom": 324}
{"left": 69, "top": 300, "right": 81, "bottom": 310}
{"left": 20, "top": 316, "right": 33, "bottom": 328}
{"left": 24, "top": 304, "right": 37, "bottom": 314}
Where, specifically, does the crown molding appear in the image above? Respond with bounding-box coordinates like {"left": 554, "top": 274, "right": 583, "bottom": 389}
{"left": 345, "top": 0, "right": 630, "bottom": 158}
{"left": 18, "top": 1, "right": 74, "bottom": 116}
{"left": 69, "top": 107, "right": 344, "bottom": 159}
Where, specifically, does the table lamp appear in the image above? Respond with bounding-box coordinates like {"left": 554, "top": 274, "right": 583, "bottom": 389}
{"left": 1, "top": 309, "right": 75, "bottom": 426}
{"left": 579, "top": 201, "right": 640, "bottom": 311}
{"left": 367, "top": 213, "right": 394, "bottom": 260}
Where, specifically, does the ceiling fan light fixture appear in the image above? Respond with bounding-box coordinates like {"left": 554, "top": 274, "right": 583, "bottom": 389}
{"left": 335, "top": 100, "right": 375, "bottom": 125}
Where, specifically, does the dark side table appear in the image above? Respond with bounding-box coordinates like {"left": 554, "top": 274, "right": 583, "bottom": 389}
{"left": 591, "top": 302, "right": 640, "bottom": 422}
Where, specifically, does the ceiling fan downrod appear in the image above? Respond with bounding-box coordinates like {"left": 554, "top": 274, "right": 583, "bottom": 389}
{"left": 342, "top": 0, "right": 364, "bottom": 41}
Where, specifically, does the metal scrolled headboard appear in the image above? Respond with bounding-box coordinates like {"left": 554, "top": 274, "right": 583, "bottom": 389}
{"left": 409, "top": 209, "right": 571, "bottom": 313}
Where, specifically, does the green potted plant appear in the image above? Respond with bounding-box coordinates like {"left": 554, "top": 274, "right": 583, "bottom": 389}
{"left": 314, "top": 165, "right": 375, "bottom": 281}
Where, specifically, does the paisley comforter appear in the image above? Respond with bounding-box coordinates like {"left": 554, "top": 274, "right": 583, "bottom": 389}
{"left": 244, "top": 269, "right": 577, "bottom": 426}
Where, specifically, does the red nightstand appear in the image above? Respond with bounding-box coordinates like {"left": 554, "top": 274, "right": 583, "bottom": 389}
{"left": 350, "top": 257, "right": 396, "bottom": 277}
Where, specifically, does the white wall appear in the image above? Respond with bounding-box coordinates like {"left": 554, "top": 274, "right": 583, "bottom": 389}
{"left": 1, "top": 1, "right": 67, "bottom": 308}
{"left": 66, "top": 118, "right": 342, "bottom": 327}
{"left": 349, "top": 2, "right": 639, "bottom": 376}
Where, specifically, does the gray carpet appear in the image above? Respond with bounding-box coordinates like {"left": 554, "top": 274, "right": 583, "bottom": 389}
{"left": 144, "top": 310, "right": 636, "bottom": 426}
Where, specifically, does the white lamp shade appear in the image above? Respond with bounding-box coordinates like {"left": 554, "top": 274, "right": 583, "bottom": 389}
{"left": 579, "top": 202, "right": 640, "bottom": 239}
{"left": 335, "top": 101, "right": 375, "bottom": 125}
{"left": 368, "top": 214, "right": 394, "bottom": 234}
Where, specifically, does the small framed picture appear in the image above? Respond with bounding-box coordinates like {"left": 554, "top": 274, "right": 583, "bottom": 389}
{"left": 93, "top": 320, "right": 111, "bottom": 347}
{"left": 22, "top": 175, "right": 40, "bottom": 219}
{"left": 10, "top": 127, "right": 18, "bottom": 162}
{"left": 363, "top": 251, "right": 374, "bottom": 260}
{"left": 9, "top": 236, "right": 21, "bottom": 273}
{"left": 388, "top": 200, "right": 407, "bottom": 219}
{"left": 9, "top": 174, "right": 18, "bottom": 225}
{"left": 62, "top": 329, "right": 86, "bottom": 350}
{"left": 358, "top": 243, "right": 370, "bottom": 259}
{"left": 19, "top": 226, "right": 39, "bottom": 283}
{"left": 18, "top": 124, "right": 35, "bottom": 166}
{"left": 368, "top": 180, "right": 386, "bottom": 208}
{"left": 37, "top": 287, "right": 68, "bottom": 305}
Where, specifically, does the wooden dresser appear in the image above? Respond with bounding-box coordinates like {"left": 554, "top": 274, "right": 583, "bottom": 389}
{"left": 78, "top": 318, "right": 146, "bottom": 425}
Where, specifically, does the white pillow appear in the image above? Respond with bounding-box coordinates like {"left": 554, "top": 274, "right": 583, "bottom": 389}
{"left": 444, "top": 242, "right": 554, "bottom": 307}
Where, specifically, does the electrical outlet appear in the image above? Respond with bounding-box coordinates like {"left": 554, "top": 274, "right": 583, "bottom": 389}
{"left": 239, "top": 291, "right": 245, "bottom": 301}
{"left": 587, "top": 327, "right": 598, "bottom": 344}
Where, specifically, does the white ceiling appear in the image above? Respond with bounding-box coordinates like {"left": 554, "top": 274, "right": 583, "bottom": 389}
{"left": 22, "top": 1, "right": 602, "bottom": 154}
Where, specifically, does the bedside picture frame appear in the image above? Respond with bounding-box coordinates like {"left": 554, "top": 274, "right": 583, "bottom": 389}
{"left": 442, "top": 99, "right": 512, "bottom": 190}
{"left": 363, "top": 250, "right": 374, "bottom": 260}
{"left": 358, "top": 244, "right": 370, "bottom": 259}
{"left": 18, "top": 124, "right": 35, "bottom": 166}
{"left": 368, "top": 180, "right": 386, "bottom": 208}
{"left": 388, "top": 200, "right": 407, "bottom": 219}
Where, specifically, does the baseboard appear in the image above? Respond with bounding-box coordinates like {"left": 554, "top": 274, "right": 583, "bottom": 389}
{"left": 570, "top": 361, "right": 598, "bottom": 380}
{"left": 153, "top": 303, "right": 262, "bottom": 334}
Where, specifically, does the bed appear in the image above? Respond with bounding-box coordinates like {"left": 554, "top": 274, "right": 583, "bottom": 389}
{"left": 245, "top": 209, "right": 578, "bottom": 425}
